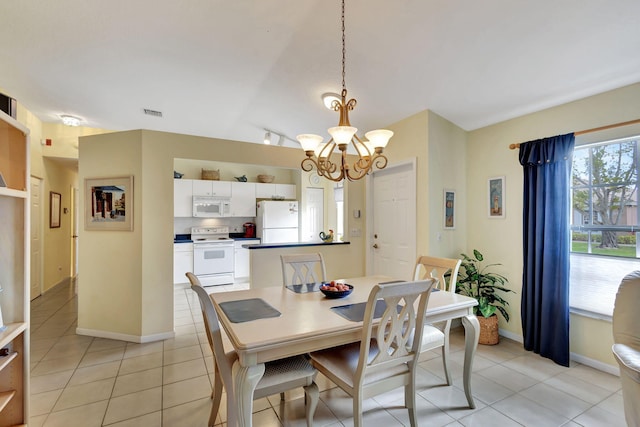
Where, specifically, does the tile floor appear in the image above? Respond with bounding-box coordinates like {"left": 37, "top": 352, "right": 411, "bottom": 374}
{"left": 28, "top": 279, "right": 626, "bottom": 426}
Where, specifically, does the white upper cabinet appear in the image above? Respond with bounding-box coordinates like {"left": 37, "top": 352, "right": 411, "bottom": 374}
{"left": 231, "top": 182, "right": 256, "bottom": 217}
{"left": 192, "top": 180, "right": 232, "bottom": 197}
{"left": 174, "top": 179, "right": 193, "bottom": 217}
{"left": 256, "top": 183, "right": 296, "bottom": 200}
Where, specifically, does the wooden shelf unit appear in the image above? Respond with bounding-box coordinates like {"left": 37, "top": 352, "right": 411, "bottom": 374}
{"left": 0, "top": 109, "right": 30, "bottom": 427}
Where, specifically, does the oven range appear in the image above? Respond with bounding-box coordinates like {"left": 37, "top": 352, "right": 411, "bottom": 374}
{"left": 191, "top": 226, "right": 234, "bottom": 286}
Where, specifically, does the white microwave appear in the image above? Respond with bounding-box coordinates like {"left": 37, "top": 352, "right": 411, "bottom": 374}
{"left": 193, "top": 196, "right": 231, "bottom": 217}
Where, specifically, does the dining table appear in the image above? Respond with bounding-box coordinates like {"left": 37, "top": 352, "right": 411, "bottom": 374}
{"left": 210, "top": 275, "right": 480, "bottom": 427}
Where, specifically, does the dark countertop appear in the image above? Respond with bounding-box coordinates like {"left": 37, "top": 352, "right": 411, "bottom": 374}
{"left": 245, "top": 241, "right": 350, "bottom": 249}
{"left": 174, "top": 234, "right": 193, "bottom": 243}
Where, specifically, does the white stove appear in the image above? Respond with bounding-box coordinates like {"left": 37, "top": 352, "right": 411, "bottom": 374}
{"left": 191, "top": 226, "right": 235, "bottom": 286}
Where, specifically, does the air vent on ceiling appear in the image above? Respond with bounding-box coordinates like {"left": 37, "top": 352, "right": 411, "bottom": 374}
{"left": 143, "top": 108, "right": 163, "bottom": 118}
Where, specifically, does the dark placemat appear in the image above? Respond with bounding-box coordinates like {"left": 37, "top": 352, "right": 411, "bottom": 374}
{"left": 219, "top": 298, "right": 281, "bottom": 323}
{"left": 331, "top": 300, "right": 401, "bottom": 322}
{"left": 285, "top": 283, "right": 322, "bottom": 294}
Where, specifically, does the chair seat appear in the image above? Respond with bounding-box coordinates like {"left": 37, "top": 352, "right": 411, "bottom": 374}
{"left": 258, "top": 355, "right": 317, "bottom": 392}
{"left": 310, "top": 341, "right": 409, "bottom": 390}
{"left": 613, "top": 343, "right": 640, "bottom": 382}
{"left": 420, "top": 325, "right": 446, "bottom": 350}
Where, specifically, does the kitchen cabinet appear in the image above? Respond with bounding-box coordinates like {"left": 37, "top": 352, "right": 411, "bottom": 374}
{"left": 231, "top": 182, "right": 256, "bottom": 217}
{"left": 0, "top": 110, "right": 30, "bottom": 426}
{"left": 173, "top": 243, "right": 194, "bottom": 284}
{"left": 174, "top": 179, "right": 193, "bottom": 217}
{"left": 192, "top": 180, "right": 231, "bottom": 197}
{"left": 256, "top": 183, "right": 296, "bottom": 200}
{"left": 234, "top": 239, "right": 260, "bottom": 279}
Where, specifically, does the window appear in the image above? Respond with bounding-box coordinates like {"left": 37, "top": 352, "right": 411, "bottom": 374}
{"left": 570, "top": 135, "right": 640, "bottom": 317}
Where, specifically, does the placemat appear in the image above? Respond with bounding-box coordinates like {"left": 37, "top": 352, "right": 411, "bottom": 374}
{"left": 285, "top": 283, "right": 322, "bottom": 294}
{"left": 219, "top": 298, "right": 281, "bottom": 323}
{"left": 331, "top": 300, "right": 401, "bottom": 322}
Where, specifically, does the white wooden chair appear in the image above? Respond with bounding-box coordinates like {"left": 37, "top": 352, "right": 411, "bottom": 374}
{"left": 412, "top": 255, "right": 462, "bottom": 385}
{"left": 280, "top": 253, "right": 327, "bottom": 286}
{"left": 186, "top": 272, "right": 319, "bottom": 427}
{"left": 309, "top": 279, "right": 436, "bottom": 427}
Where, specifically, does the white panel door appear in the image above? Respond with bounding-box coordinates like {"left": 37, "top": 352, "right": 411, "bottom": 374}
{"left": 303, "top": 188, "right": 324, "bottom": 242}
{"left": 371, "top": 162, "right": 416, "bottom": 280}
{"left": 30, "top": 177, "right": 42, "bottom": 300}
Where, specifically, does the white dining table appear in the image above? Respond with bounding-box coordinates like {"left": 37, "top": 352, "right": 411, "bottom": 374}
{"left": 210, "top": 275, "right": 480, "bottom": 427}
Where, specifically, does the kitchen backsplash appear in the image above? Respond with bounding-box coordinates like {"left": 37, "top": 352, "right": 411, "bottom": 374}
{"left": 174, "top": 216, "right": 253, "bottom": 235}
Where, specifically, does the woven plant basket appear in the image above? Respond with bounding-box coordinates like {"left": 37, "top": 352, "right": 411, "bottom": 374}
{"left": 201, "top": 169, "right": 220, "bottom": 180}
{"left": 478, "top": 314, "right": 499, "bottom": 345}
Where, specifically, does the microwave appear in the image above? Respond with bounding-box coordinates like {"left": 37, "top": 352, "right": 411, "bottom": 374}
{"left": 193, "top": 196, "right": 231, "bottom": 217}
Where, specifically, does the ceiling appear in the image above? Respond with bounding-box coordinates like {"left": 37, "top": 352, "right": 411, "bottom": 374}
{"left": 1, "top": 1, "right": 640, "bottom": 149}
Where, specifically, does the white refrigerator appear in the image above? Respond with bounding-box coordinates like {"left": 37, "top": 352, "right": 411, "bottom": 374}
{"left": 256, "top": 201, "right": 299, "bottom": 243}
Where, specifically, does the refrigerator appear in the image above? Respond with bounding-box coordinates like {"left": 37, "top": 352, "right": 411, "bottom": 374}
{"left": 256, "top": 201, "right": 299, "bottom": 243}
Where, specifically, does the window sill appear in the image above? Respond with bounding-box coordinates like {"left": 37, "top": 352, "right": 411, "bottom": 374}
{"left": 569, "top": 306, "right": 612, "bottom": 322}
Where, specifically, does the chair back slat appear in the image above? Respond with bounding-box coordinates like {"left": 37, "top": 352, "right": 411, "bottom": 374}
{"left": 355, "top": 279, "right": 436, "bottom": 382}
{"left": 281, "top": 253, "right": 327, "bottom": 286}
{"left": 185, "top": 273, "right": 235, "bottom": 378}
{"left": 413, "top": 256, "right": 461, "bottom": 293}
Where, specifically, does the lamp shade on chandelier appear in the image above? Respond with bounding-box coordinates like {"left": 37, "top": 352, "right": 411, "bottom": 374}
{"left": 297, "top": 0, "right": 392, "bottom": 182}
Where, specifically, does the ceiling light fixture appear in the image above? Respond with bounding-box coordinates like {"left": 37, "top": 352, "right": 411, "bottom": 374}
{"left": 322, "top": 93, "right": 341, "bottom": 110}
{"left": 60, "top": 114, "right": 82, "bottom": 127}
{"left": 297, "top": 0, "right": 392, "bottom": 182}
{"left": 264, "top": 131, "right": 272, "bottom": 144}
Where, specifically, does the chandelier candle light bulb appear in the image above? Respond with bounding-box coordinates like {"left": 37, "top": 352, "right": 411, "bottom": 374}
{"left": 297, "top": 0, "right": 392, "bottom": 182}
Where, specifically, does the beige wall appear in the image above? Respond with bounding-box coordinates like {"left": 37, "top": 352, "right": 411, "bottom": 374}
{"left": 384, "top": 110, "right": 468, "bottom": 259}
{"left": 77, "top": 130, "right": 367, "bottom": 341}
{"left": 467, "top": 82, "right": 640, "bottom": 368}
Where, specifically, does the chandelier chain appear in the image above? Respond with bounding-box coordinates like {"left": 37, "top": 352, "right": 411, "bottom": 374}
{"left": 341, "top": 0, "right": 346, "bottom": 92}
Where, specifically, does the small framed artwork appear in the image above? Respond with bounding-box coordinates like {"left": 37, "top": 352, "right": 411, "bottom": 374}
{"left": 50, "top": 192, "right": 61, "bottom": 228}
{"left": 443, "top": 189, "right": 455, "bottom": 229}
{"left": 488, "top": 176, "right": 505, "bottom": 218}
{"left": 84, "top": 176, "right": 133, "bottom": 231}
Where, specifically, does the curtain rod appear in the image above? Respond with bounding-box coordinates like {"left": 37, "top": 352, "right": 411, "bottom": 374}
{"left": 508, "top": 118, "right": 640, "bottom": 150}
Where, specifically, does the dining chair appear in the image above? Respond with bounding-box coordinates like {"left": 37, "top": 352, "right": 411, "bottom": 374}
{"left": 612, "top": 270, "right": 640, "bottom": 426}
{"left": 280, "top": 253, "right": 326, "bottom": 286}
{"left": 186, "top": 272, "right": 319, "bottom": 427}
{"left": 309, "top": 279, "right": 436, "bottom": 427}
{"left": 412, "top": 255, "right": 462, "bottom": 385}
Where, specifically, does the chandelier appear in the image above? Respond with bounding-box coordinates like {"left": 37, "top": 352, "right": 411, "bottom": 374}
{"left": 296, "top": 0, "right": 392, "bottom": 182}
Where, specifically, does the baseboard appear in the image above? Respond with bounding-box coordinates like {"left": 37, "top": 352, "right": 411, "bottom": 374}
{"left": 499, "top": 328, "right": 523, "bottom": 343}
{"left": 76, "top": 327, "right": 175, "bottom": 343}
{"left": 570, "top": 352, "right": 620, "bottom": 376}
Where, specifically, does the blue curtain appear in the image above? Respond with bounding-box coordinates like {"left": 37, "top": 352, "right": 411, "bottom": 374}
{"left": 519, "top": 133, "right": 575, "bottom": 367}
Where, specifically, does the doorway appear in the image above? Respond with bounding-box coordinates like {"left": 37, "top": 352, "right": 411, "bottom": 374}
{"left": 367, "top": 160, "right": 417, "bottom": 279}
{"left": 303, "top": 187, "right": 324, "bottom": 242}
{"left": 71, "top": 186, "right": 79, "bottom": 283}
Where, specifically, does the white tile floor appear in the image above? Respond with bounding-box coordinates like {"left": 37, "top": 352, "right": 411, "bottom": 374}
{"left": 29, "top": 278, "right": 626, "bottom": 426}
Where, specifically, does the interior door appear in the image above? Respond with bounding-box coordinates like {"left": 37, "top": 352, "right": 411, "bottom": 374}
{"left": 30, "top": 177, "right": 43, "bottom": 300}
{"left": 71, "top": 186, "right": 79, "bottom": 279}
{"left": 304, "top": 187, "right": 324, "bottom": 242}
{"left": 370, "top": 162, "right": 416, "bottom": 280}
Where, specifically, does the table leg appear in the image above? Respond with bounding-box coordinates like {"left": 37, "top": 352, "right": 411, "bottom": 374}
{"left": 231, "top": 361, "right": 265, "bottom": 427}
{"left": 461, "top": 314, "right": 479, "bottom": 409}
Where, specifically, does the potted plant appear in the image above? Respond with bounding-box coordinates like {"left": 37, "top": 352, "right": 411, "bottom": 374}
{"left": 455, "top": 249, "right": 514, "bottom": 345}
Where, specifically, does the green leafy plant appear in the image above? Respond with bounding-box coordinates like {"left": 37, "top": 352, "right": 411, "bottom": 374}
{"left": 456, "top": 249, "right": 514, "bottom": 320}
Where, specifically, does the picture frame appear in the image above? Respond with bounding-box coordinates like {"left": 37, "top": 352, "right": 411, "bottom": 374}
{"left": 50, "top": 191, "right": 61, "bottom": 228}
{"left": 84, "top": 176, "right": 133, "bottom": 231}
{"left": 488, "top": 176, "right": 505, "bottom": 218}
{"left": 443, "top": 189, "right": 455, "bottom": 229}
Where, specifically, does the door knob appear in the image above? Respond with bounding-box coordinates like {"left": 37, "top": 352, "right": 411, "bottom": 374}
{"left": 373, "top": 244, "right": 379, "bottom": 249}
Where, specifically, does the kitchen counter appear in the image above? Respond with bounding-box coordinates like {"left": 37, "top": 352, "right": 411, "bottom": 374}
{"left": 245, "top": 241, "right": 350, "bottom": 249}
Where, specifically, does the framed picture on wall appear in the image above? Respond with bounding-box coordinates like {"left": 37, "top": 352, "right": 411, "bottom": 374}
{"left": 50, "top": 191, "right": 61, "bottom": 228}
{"left": 443, "top": 189, "right": 455, "bottom": 229}
{"left": 488, "top": 176, "right": 505, "bottom": 218}
{"left": 84, "top": 176, "right": 133, "bottom": 231}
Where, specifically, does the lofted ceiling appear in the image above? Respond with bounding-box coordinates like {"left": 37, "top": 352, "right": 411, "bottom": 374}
{"left": 1, "top": 0, "right": 640, "bottom": 150}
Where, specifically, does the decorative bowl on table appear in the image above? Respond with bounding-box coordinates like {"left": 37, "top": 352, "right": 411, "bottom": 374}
{"left": 319, "top": 282, "right": 353, "bottom": 299}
